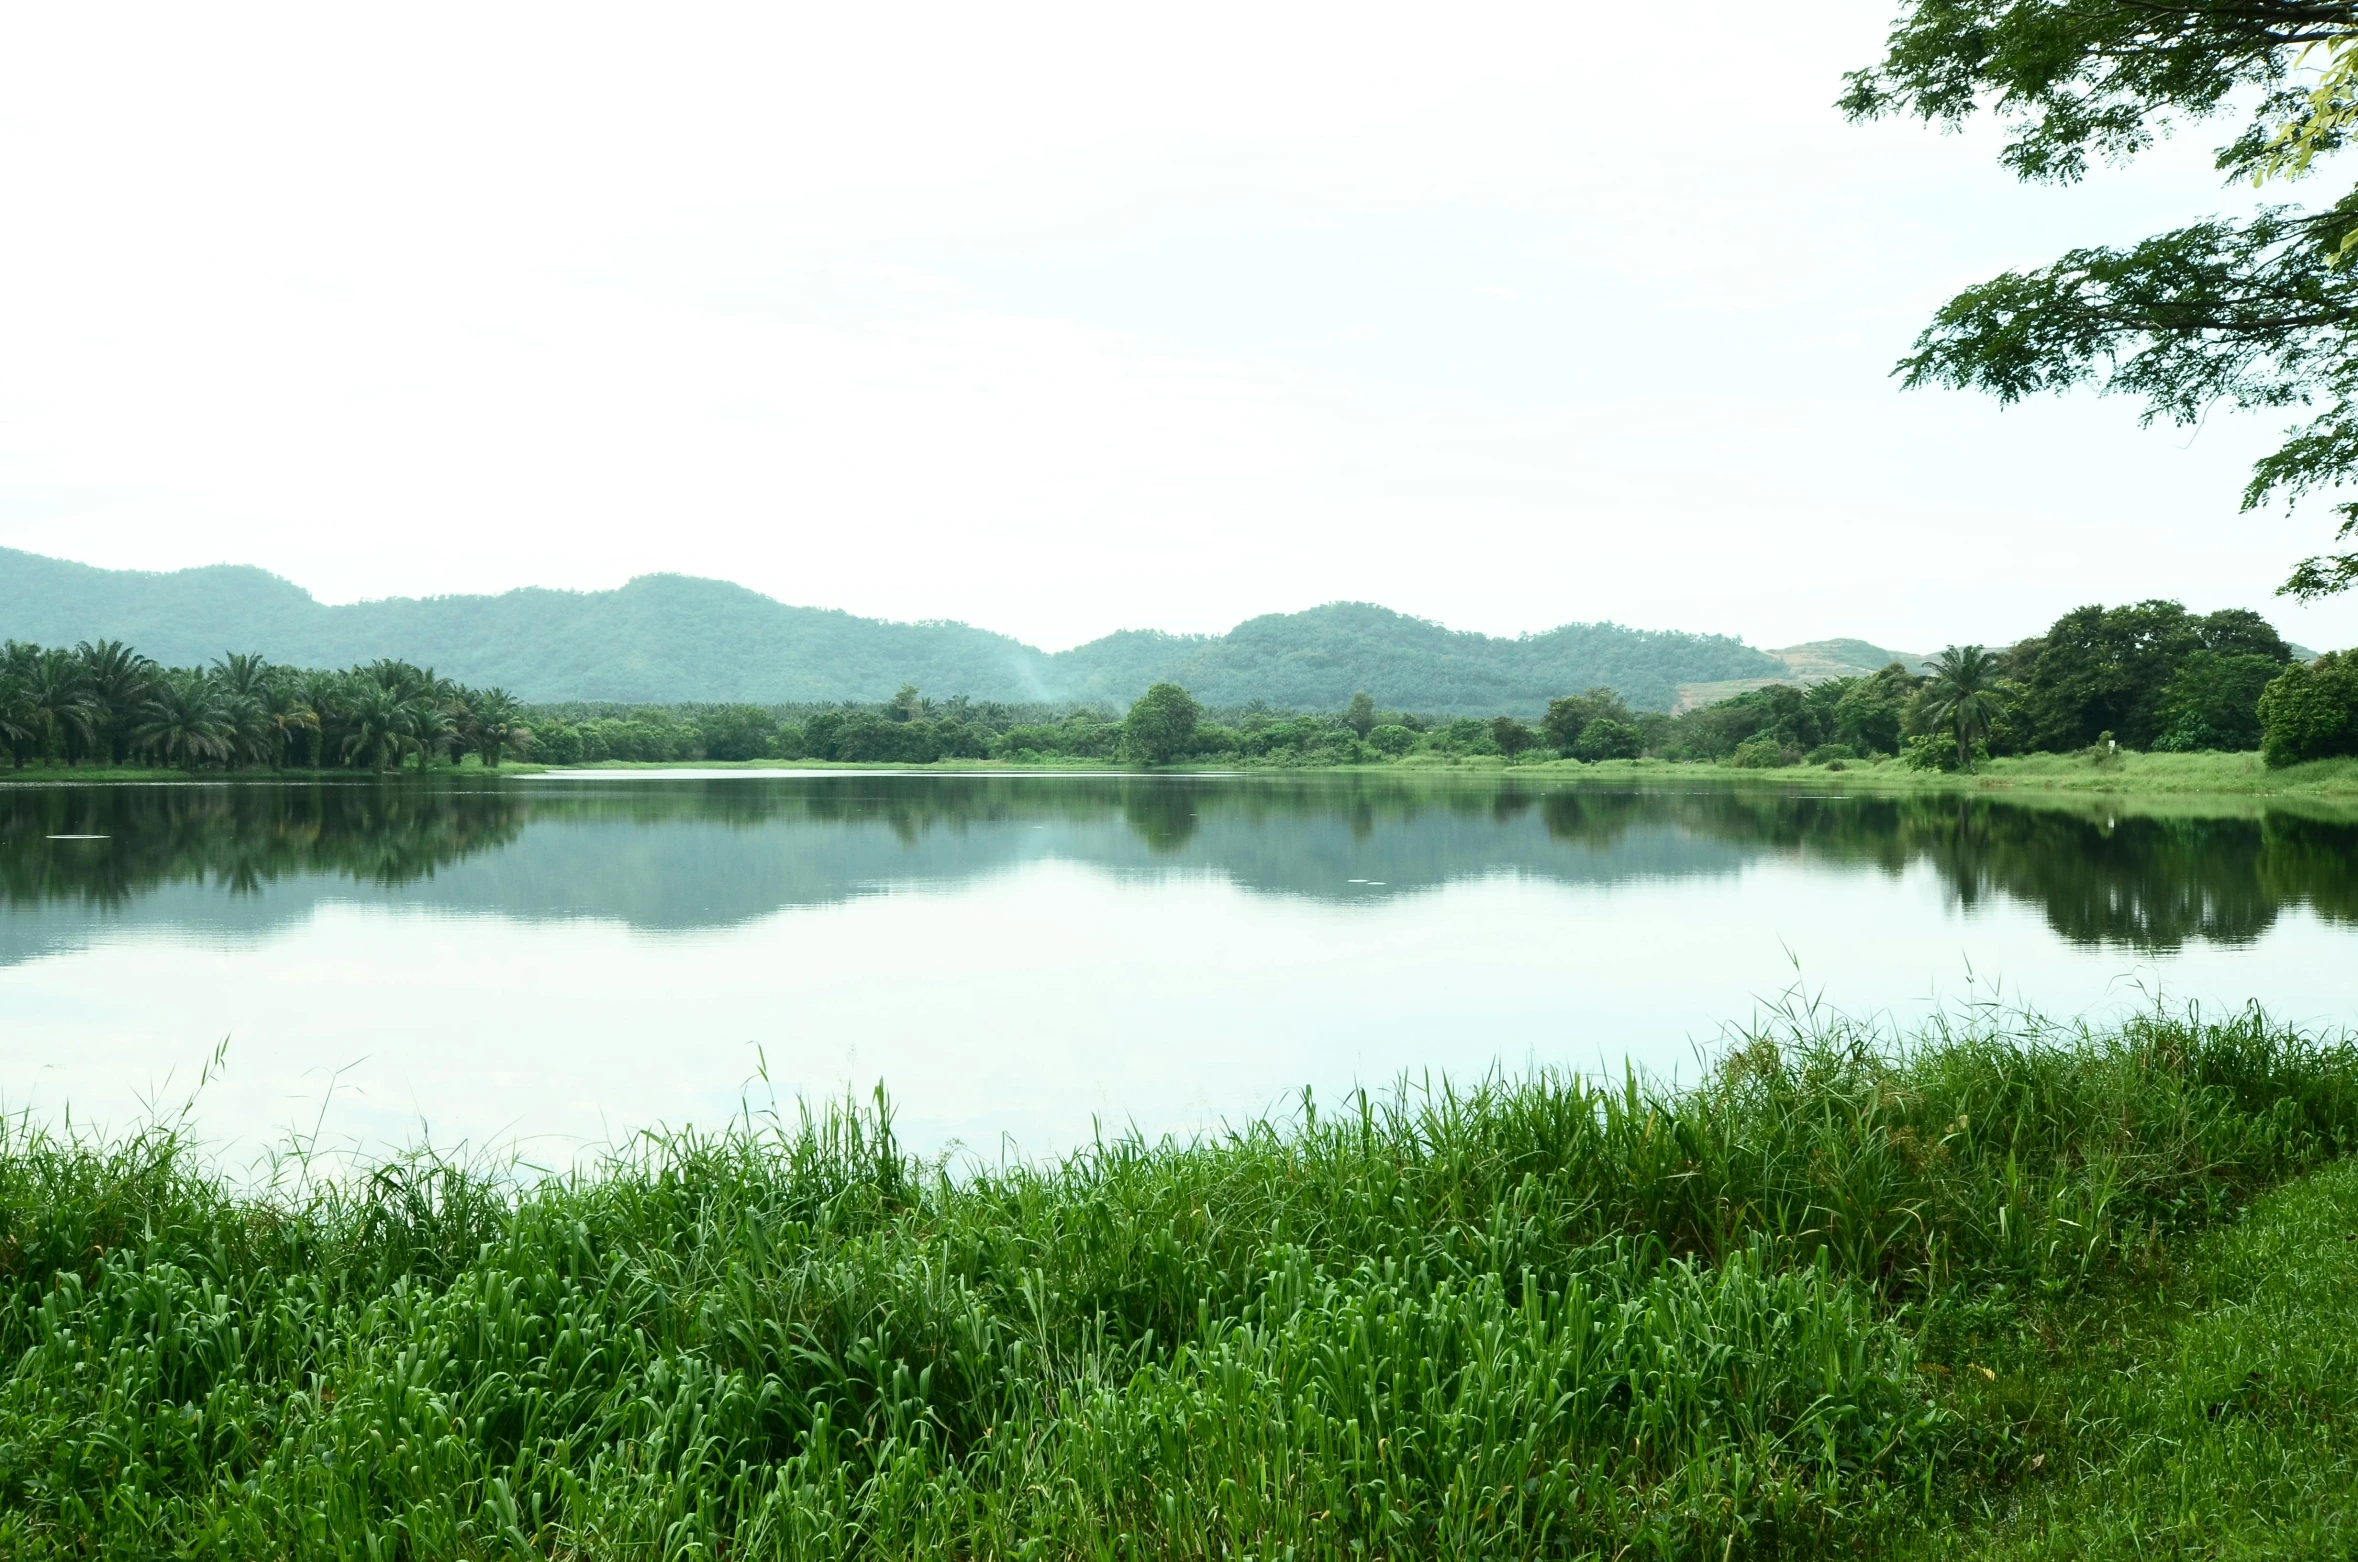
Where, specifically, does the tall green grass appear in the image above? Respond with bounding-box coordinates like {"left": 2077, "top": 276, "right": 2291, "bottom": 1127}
{"left": 4, "top": 1002, "right": 2355, "bottom": 1558}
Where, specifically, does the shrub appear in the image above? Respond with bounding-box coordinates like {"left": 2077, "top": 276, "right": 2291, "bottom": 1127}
{"left": 1899, "top": 733, "right": 1985, "bottom": 772}
{"left": 2153, "top": 651, "right": 2284, "bottom": 752}
{"left": 696, "top": 704, "right": 781, "bottom": 762}
{"left": 1728, "top": 735, "right": 1799, "bottom": 769}
{"left": 1570, "top": 716, "right": 1644, "bottom": 761}
{"left": 1542, "top": 687, "right": 1633, "bottom": 752}
{"left": 2258, "top": 652, "right": 2358, "bottom": 767}
{"left": 1366, "top": 723, "right": 1416, "bottom": 757}
{"left": 1489, "top": 717, "right": 1537, "bottom": 758}
{"left": 529, "top": 722, "right": 584, "bottom": 764}
{"left": 1190, "top": 722, "right": 1242, "bottom": 757}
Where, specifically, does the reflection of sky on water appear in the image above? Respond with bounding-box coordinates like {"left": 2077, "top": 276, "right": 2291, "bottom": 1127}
{"left": 4, "top": 774, "right": 2356, "bottom": 1165}
{"left": 0, "top": 783, "right": 1757, "bottom": 964}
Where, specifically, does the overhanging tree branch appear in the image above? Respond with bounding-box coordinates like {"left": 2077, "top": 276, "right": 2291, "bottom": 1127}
{"left": 1856, "top": 2, "right": 2358, "bottom": 595}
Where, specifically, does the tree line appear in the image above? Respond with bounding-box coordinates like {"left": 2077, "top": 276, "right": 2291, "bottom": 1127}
{"left": 1628, "top": 602, "right": 2358, "bottom": 772}
{"left": 0, "top": 641, "right": 527, "bottom": 771}
{"left": 2, "top": 600, "right": 2349, "bottom": 775}
{"left": 521, "top": 596, "right": 2354, "bottom": 772}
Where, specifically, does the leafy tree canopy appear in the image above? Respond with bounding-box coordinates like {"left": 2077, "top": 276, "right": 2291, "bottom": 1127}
{"left": 1847, "top": 2, "right": 2358, "bottom": 596}
{"left": 2259, "top": 647, "right": 2358, "bottom": 760}
{"left": 2014, "top": 598, "right": 2293, "bottom": 748}
{"left": 1122, "top": 683, "right": 1202, "bottom": 766}
{"left": 1540, "top": 687, "right": 1633, "bottom": 752}
{"left": 2155, "top": 648, "right": 2289, "bottom": 747}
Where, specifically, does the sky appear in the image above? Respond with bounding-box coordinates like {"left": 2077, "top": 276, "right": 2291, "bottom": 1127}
{"left": 4, "top": 3, "right": 2357, "bottom": 656}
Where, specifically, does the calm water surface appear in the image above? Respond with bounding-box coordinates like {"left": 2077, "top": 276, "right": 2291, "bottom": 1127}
{"left": 7, "top": 771, "right": 2357, "bottom": 1163}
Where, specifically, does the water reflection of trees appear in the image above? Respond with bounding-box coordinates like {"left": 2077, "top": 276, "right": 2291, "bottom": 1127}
{"left": 3, "top": 775, "right": 2354, "bottom": 952}
{"left": 1535, "top": 789, "right": 2358, "bottom": 951}
{"left": 0, "top": 783, "right": 527, "bottom": 907}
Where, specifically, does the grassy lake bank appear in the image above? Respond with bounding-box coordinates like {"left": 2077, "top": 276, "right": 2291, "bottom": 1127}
{"left": 8, "top": 752, "right": 2358, "bottom": 818}
{"left": 508, "top": 747, "right": 2358, "bottom": 800}
{"left": 6, "top": 1003, "right": 2356, "bottom": 1558}
{"left": 1534, "top": 749, "right": 2358, "bottom": 797}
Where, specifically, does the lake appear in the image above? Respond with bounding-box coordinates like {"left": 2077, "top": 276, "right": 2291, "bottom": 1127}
{"left": 7, "top": 770, "right": 2357, "bottom": 1166}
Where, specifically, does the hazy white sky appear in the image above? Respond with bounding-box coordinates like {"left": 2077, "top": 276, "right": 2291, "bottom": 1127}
{"left": 5, "top": 2, "right": 2356, "bottom": 654}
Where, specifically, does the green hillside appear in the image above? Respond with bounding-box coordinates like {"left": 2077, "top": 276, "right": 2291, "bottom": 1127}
{"left": 1053, "top": 602, "right": 1781, "bottom": 711}
{"left": 0, "top": 547, "right": 1779, "bottom": 713}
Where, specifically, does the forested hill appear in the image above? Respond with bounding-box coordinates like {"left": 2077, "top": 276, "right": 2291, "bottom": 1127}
{"left": 1049, "top": 606, "right": 1781, "bottom": 712}
{"left": 0, "top": 547, "right": 1781, "bottom": 713}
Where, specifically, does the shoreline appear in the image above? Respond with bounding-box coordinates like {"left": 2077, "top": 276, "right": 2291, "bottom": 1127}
{"left": 12, "top": 749, "right": 2356, "bottom": 799}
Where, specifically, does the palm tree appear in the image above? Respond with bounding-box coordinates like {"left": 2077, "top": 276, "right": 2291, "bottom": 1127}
{"left": 132, "top": 674, "right": 234, "bottom": 769}
{"left": 404, "top": 695, "right": 454, "bottom": 772}
{"left": 222, "top": 688, "right": 273, "bottom": 767}
{"left": 364, "top": 659, "right": 429, "bottom": 699}
{"left": 22, "top": 649, "right": 98, "bottom": 763}
{"left": 75, "top": 640, "right": 158, "bottom": 764}
{"left": 442, "top": 686, "right": 479, "bottom": 765}
{"left": 0, "top": 670, "right": 34, "bottom": 766}
{"left": 469, "top": 687, "right": 524, "bottom": 767}
{"left": 259, "top": 677, "right": 319, "bottom": 769}
{"left": 1918, "top": 645, "right": 2007, "bottom": 773}
{"left": 298, "top": 669, "right": 347, "bottom": 767}
{"left": 211, "top": 652, "right": 273, "bottom": 699}
{"left": 202, "top": 653, "right": 285, "bottom": 767}
{"left": 341, "top": 682, "right": 413, "bottom": 772}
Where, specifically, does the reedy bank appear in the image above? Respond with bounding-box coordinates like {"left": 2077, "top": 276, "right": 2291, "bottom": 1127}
{"left": 4, "top": 1001, "right": 2356, "bottom": 1558}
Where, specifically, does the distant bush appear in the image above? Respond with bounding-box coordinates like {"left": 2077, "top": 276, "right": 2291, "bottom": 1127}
{"left": 696, "top": 704, "right": 781, "bottom": 761}
{"left": 1190, "top": 722, "right": 1243, "bottom": 757}
{"left": 1366, "top": 723, "right": 1417, "bottom": 757}
{"left": 1488, "top": 717, "right": 1537, "bottom": 758}
{"left": 803, "top": 710, "right": 992, "bottom": 764}
{"left": 2259, "top": 652, "right": 2358, "bottom": 767}
{"left": 577, "top": 715, "right": 696, "bottom": 763}
{"left": 1542, "top": 687, "right": 1635, "bottom": 754}
{"left": 530, "top": 722, "right": 584, "bottom": 764}
{"left": 1427, "top": 716, "right": 1497, "bottom": 756}
{"left": 1570, "top": 716, "right": 1643, "bottom": 761}
{"left": 1240, "top": 716, "right": 1337, "bottom": 760}
{"left": 1727, "top": 735, "right": 1799, "bottom": 769}
{"left": 1806, "top": 743, "right": 1856, "bottom": 765}
{"left": 1900, "top": 733, "right": 1983, "bottom": 772}
{"left": 2152, "top": 651, "right": 2282, "bottom": 752}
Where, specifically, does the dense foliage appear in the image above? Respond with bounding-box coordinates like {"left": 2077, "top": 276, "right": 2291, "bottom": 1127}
{"left": 1651, "top": 599, "right": 2351, "bottom": 771}
{"left": 2259, "top": 649, "right": 2358, "bottom": 763}
{"left": 0, "top": 641, "right": 525, "bottom": 773}
{"left": 3, "top": 1003, "right": 2352, "bottom": 1557}
{"left": 1848, "top": 1, "right": 2358, "bottom": 597}
{"left": 2005, "top": 602, "right": 2293, "bottom": 751}
{"left": 1121, "top": 682, "right": 1202, "bottom": 765}
{"left": 0, "top": 548, "right": 1779, "bottom": 712}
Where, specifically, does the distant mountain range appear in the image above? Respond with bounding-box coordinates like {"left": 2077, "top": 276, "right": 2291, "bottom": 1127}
{"left": 0, "top": 547, "right": 1922, "bottom": 714}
